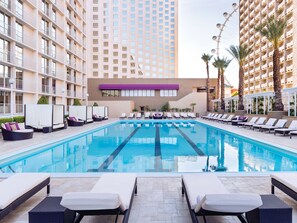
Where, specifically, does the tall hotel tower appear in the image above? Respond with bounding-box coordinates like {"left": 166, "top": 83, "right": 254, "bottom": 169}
{"left": 88, "top": 0, "right": 178, "bottom": 79}
{"left": 0, "top": 0, "right": 87, "bottom": 117}
{"left": 240, "top": 0, "right": 296, "bottom": 95}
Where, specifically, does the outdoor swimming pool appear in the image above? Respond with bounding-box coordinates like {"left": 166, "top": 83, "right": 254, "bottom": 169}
{"left": 1, "top": 120, "right": 297, "bottom": 173}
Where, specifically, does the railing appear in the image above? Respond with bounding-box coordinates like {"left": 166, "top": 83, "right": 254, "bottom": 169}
{"left": 15, "top": 104, "right": 23, "bottom": 114}
{"left": 0, "top": 103, "right": 11, "bottom": 114}
{"left": 0, "top": 23, "right": 11, "bottom": 37}
{"left": 41, "top": 66, "right": 49, "bottom": 74}
{"left": 0, "top": 51, "right": 11, "bottom": 63}
{"left": 67, "top": 90, "right": 72, "bottom": 97}
{"left": 42, "top": 85, "right": 49, "bottom": 93}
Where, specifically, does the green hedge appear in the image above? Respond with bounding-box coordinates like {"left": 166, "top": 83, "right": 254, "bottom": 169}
{"left": 0, "top": 116, "right": 25, "bottom": 126}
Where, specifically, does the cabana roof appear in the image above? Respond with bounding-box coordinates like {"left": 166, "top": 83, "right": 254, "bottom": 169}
{"left": 245, "top": 92, "right": 274, "bottom": 98}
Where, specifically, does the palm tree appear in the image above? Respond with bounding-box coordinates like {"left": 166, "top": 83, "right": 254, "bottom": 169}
{"left": 214, "top": 57, "right": 232, "bottom": 111}
{"left": 255, "top": 16, "right": 287, "bottom": 111}
{"left": 201, "top": 53, "right": 213, "bottom": 111}
{"left": 227, "top": 44, "right": 253, "bottom": 110}
{"left": 212, "top": 58, "right": 221, "bottom": 99}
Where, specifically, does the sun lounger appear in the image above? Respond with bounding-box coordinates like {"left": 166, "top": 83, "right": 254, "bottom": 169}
{"left": 181, "top": 112, "right": 188, "bottom": 119}
{"left": 144, "top": 112, "right": 151, "bottom": 119}
{"left": 128, "top": 113, "right": 135, "bottom": 119}
{"left": 205, "top": 114, "right": 217, "bottom": 120}
{"left": 0, "top": 173, "right": 50, "bottom": 220}
{"left": 1, "top": 122, "right": 34, "bottom": 141}
{"left": 166, "top": 112, "right": 173, "bottom": 119}
{"left": 253, "top": 118, "right": 277, "bottom": 130}
{"left": 67, "top": 117, "right": 84, "bottom": 126}
{"left": 216, "top": 114, "right": 228, "bottom": 121}
{"left": 182, "top": 174, "right": 262, "bottom": 223}
{"left": 261, "top": 119, "right": 287, "bottom": 133}
{"left": 210, "top": 114, "right": 223, "bottom": 120}
{"left": 120, "top": 113, "right": 126, "bottom": 119}
{"left": 174, "top": 112, "right": 181, "bottom": 118}
{"left": 244, "top": 117, "right": 266, "bottom": 129}
{"left": 136, "top": 113, "right": 142, "bottom": 119}
{"left": 231, "top": 116, "right": 248, "bottom": 125}
{"left": 61, "top": 173, "right": 137, "bottom": 223}
{"left": 274, "top": 120, "right": 297, "bottom": 136}
{"left": 271, "top": 173, "right": 297, "bottom": 201}
{"left": 202, "top": 113, "right": 214, "bottom": 119}
{"left": 238, "top": 117, "right": 258, "bottom": 127}
{"left": 290, "top": 130, "right": 297, "bottom": 139}
{"left": 220, "top": 115, "right": 235, "bottom": 123}
{"left": 188, "top": 113, "right": 196, "bottom": 118}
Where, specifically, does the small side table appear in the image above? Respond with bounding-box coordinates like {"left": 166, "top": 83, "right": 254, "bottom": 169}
{"left": 29, "top": 197, "right": 75, "bottom": 223}
{"left": 246, "top": 194, "right": 292, "bottom": 223}
{"left": 42, "top": 126, "right": 52, "bottom": 133}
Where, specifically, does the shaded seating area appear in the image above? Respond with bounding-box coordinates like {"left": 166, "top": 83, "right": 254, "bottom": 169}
{"left": 0, "top": 173, "right": 50, "bottom": 220}
{"left": 93, "top": 106, "right": 109, "bottom": 121}
{"left": 182, "top": 174, "right": 262, "bottom": 223}
{"left": 25, "top": 104, "right": 66, "bottom": 133}
{"left": 60, "top": 173, "right": 137, "bottom": 223}
{"left": 69, "top": 106, "right": 93, "bottom": 124}
{"left": 1, "top": 122, "right": 33, "bottom": 141}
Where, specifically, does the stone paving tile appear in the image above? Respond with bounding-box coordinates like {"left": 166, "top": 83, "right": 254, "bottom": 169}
{"left": 0, "top": 176, "right": 297, "bottom": 223}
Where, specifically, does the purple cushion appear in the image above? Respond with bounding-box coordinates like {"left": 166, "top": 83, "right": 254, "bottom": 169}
{"left": 9, "top": 122, "right": 20, "bottom": 130}
{"left": 4, "top": 123, "right": 12, "bottom": 131}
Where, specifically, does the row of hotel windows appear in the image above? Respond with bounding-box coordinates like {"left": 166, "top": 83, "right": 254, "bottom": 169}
{"left": 102, "top": 90, "right": 177, "bottom": 97}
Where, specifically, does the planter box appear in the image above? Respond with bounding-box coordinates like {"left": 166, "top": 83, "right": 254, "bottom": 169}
{"left": 268, "top": 111, "right": 286, "bottom": 119}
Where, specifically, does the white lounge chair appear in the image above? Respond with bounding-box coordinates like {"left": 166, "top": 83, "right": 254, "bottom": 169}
{"left": 188, "top": 112, "right": 196, "bottom": 118}
{"left": 205, "top": 113, "right": 217, "bottom": 120}
{"left": 182, "top": 174, "right": 262, "bottom": 223}
{"left": 274, "top": 120, "right": 297, "bottom": 136}
{"left": 222, "top": 115, "right": 238, "bottom": 124}
{"left": 216, "top": 114, "right": 228, "bottom": 122}
{"left": 238, "top": 117, "right": 258, "bottom": 127}
{"left": 252, "top": 118, "right": 277, "bottom": 130}
{"left": 128, "top": 113, "right": 135, "bottom": 119}
{"left": 271, "top": 173, "right": 297, "bottom": 201}
{"left": 166, "top": 112, "right": 173, "bottom": 119}
{"left": 0, "top": 173, "right": 50, "bottom": 220}
{"left": 180, "top": 112, "right": 188, "bottom": 119}
{"left": 61, "top": 173, "right": 137, "bottom": 223}
{"left": 290, "top": 130, "right": 297, "bottom": 139}
{"left": 136, "top": 113, "right": 142, "bottom": 119}
{"left": 245, "top": 117, "right": 266, "bottom": 129}
{"left": 144, "top": 112, "right": 151, "bottom": 119}
{"left": 261, "top": 119, "right": 287, "bottom": 133}
{"left": 210, "top": 114, "right": 223, "bottom": 120}
{"left": 202, "top": 113, "right": 212, "bottom": 119}
{"left": 119, "top": 113, "right": 126, "bottom": 119}
{"left": 174, "top": 112, "right": 181, "bottom": 118}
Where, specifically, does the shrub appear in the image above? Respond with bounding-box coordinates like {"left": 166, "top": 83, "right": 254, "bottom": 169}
{"left": 0, "top": 118, "right": 14, "bottom": 126}
{"left": 132, "top": 108, "right": 138, "bottom": 112}
{"left": 93, "top": 102, "right": 98, "bottom": 106}
{"left": 161, "top": 102, "right": 169, "bottom": 112}
{"left": 37, "top": 96, "right": 49, "bottom": 104}
{"left": 73, "top": 99, "right": 81, "bottom": 106}
{"left": 13, "top": 116, "right": 25, "bottom": 123}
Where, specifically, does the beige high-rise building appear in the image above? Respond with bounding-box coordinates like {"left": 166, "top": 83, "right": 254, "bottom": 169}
{"left": 0, "top": 0, "right": 87, "bottom": 117}
{"left": 88, "top": 0, "right": 178, "bottom": 79}
{"left": 240, "top": 0, "right": 296, "bottom": 95}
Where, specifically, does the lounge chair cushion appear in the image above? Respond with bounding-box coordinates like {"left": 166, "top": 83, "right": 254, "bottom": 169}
{"left": 13, "top": 129, "right": 34, "bottom": 133}
{"left": 91, "top": 173, "right": 136, "bottom": 211}
{"left": 182, "top": 174, "right": 228, "bottom": 209}
{"left": 271, "top": 173, "right": 297, "bottom": 192}
{"left": 0, "top": 173, "right": 50, "bottom": 210}
{"left": 61, "top": 192, "right": 121, "bottom": 211}
{"left": 198, "top": 193, "right": 262, "bottom": 213}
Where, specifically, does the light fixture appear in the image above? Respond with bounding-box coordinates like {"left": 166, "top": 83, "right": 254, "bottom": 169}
{"left": 211, "top": 49, "right": 216, "bottom": 54}
{"left": 9, "top": 78, "right": 15, "bottom": 85}
{"left": 212, "top": 36, "right": 217, "bottom": 41}
{"left": 232, "top": 3, "right": 238, "bottom": 8}
{"left": 223, "top": 12, "right": 229, "bottom": 18}
{"left": 216, "top": 23, "right": 222, "bottom": 29}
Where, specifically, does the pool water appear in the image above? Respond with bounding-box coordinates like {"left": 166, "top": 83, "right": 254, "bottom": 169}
{"left": 1, "top": 121, "right": 297, "bottom": 173}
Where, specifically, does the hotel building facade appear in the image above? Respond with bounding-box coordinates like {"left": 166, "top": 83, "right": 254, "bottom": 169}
{"left": 0, "top": 0, "right": 87, "bottom": 117}
{"left": 240, "top": 0, "right": 297, "bottom": 95}
{"left": 88, "top": 0, "right": 178, "bottom": 79}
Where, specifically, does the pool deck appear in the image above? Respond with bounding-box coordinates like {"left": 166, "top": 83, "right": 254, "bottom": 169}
{"left": 1, "top": 118, "right": 297, "bottom": 222}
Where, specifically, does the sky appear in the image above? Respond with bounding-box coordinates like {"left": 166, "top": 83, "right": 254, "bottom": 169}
{"left": 178, "top": 0, "right": 239, "bottom": 87}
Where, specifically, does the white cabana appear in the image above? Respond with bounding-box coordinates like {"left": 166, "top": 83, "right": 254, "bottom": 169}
{"left": 283, "top": 87, "right": 297, "bottom": 117}
{"left": 68, "top": 106, "right": 93, "bottom": 123}
{"left": 224, "top": 96, "right": 238, "bottom": 113}
{"left": 25, "top": 104, "right": 65, "bottom": 132}
{"left": 245, "top": 92, "right": 275, "bottom": 115}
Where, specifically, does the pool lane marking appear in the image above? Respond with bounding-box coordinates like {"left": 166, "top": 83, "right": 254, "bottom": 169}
{"left": 174, "top": 126, "right": 205, "bottom": 156}
{"left": 146, "top": 124, "right": 171, "bottom": 172}
{"left": 88, "top": 126, "right": 141, "bottom": 172}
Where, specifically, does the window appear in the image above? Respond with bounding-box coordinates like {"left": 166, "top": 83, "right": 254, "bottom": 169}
{"left": 15, "top": 46, "right": 23, "bottom": 66}
{"left": 0, "top": 64, "right": 10, "bottom": 88}
{"left": 0, "top": 12, "right": 10, "bottom": 36}
{"left": 52, "top": 26, "right": 56, "bottom": 39}
{"left": 41, "top": 38, "right": 48, "bottom": 54}
{"left": 16, "top": 0, "right": 23, "bottom": 17}
{"left": 121, "top": 90, "right": 155, "bottom": 97}
{"left": 160, "top": 90, "right": 177, "bottom": 97}
{"left": 102, "top": 90, "right": 119, "bottom": 97}
{"left": 15, "top": 22, "right": 23, "bottom": 42}
{"left": 41, "top": 19, "right": 49, "bottom": 35}
{"left": 52, "top": 9, "right": 56, "bottom": 22}
{"left": 41, "top": 0, "right": 49, "bottom": 15}
{"left": 41, "top": 57, "right": 49, "bottom": 74}
{"left": 51, "top": 44, "right": 56, "bottom": 58}
{"left": 51, "top": 61, "right": 56, "bottom": 76}
{"left": 0, "top": 38, "right": 10, "bottom": 62}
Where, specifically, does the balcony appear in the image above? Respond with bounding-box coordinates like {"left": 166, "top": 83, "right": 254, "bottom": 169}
{"left": 16, "top": 79, "right": 23, "bottom": 90}
{"left": 0, "top": 103, "right": 11, "bottom": 115}
{"left": 0, "top": 51, "right": 12, "bottom": 63}
{"left": 41, "top": 66, "right": 50, "bottom": 75}
{"left": 287, "top": 77, "right": 293, "bottom": 84}
{"left": 42, "top": 84, "right": 50, "bottom": 93}
{"left": 52, "top": 86, "right": 56, "bottom": 94}
{"left": 15, "top": 104, "right": 23, "bottom": 114}
{"left": 286, "top": 65, "right": 293, "bottom": 72}
{"left": 67, "top": 90, "right": 72, "bottom": 97}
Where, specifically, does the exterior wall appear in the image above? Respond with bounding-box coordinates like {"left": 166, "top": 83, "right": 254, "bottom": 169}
{"left": 88, "top": 78, "right": 217, "bottom": 114}
{"left": 0, "top": 0, "right": 87, "bottom": 118}
{"left": 240, "top": 0, "right": 296, "bottom": 95}
{"left": 169, "top": 92, "right": 207, "bottom": 114}
{"left": 89, "top": 100, "right": 135, "bottom": 118}
{"left": 89, "top": 0, "right": 178, "bottom": 79}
